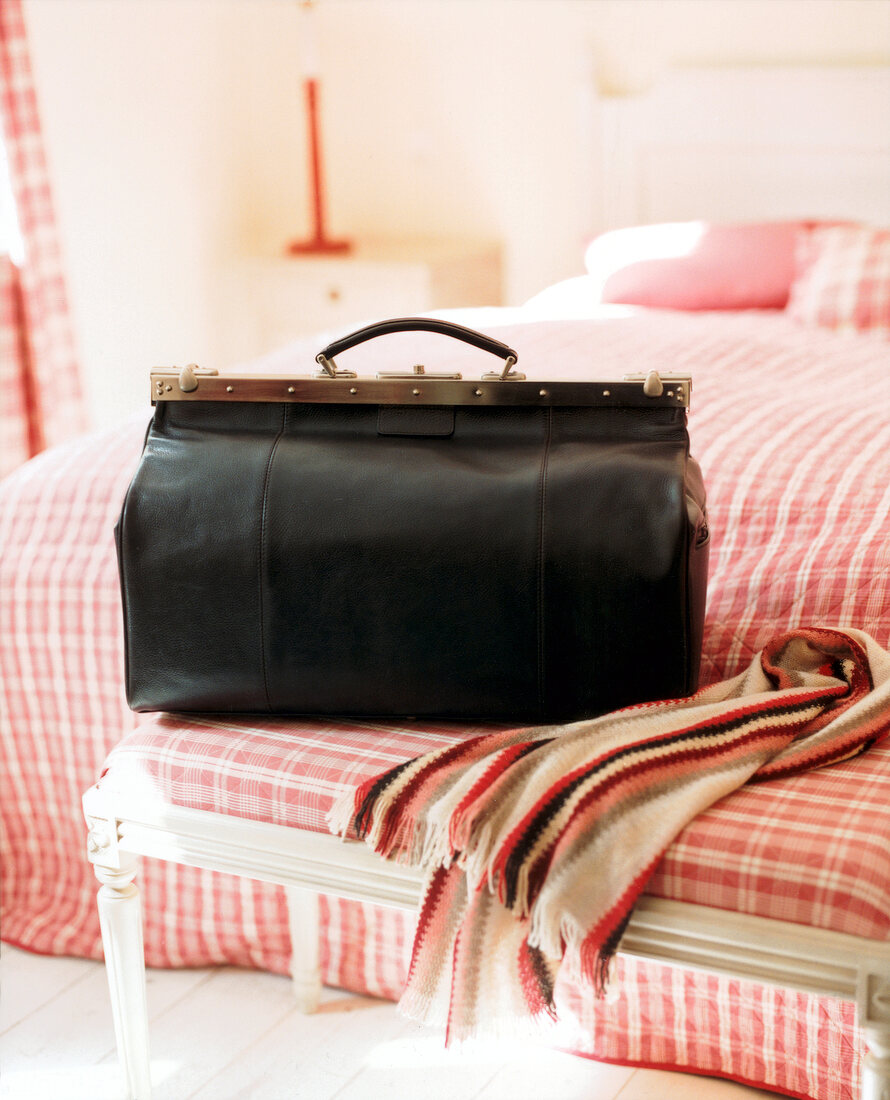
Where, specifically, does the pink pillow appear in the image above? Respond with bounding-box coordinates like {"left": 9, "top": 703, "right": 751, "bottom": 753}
{"left": 786, "top": 224, "right": 890, "bottom": 333}
{"left": 585, "top": 222, "right": 801, "bottom": 311}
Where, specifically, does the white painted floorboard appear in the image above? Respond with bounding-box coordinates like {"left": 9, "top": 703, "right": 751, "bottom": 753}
{"left": 0, "top": 945, "right": 778, "bottom": 1100}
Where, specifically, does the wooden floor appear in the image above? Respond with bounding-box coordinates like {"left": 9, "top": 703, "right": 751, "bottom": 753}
{"left": 1, "top": 944, "right": 779, "bottom": 1100}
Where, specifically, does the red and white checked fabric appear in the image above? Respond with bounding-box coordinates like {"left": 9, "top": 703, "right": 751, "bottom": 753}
{"left": 0, "top": 0, "right": 86, "bottom": 466}
{"left": 3, "top": 309, "right": 890, "bottom": 1099}
{"left": 0, "top": 255, "right": 32, "bottom": 477}
{"left": 558, "top": 956, "right": 862, "bottom": 1100}
{"left": 99, "top": 695, "right": 890, "bottom": 946}
{"left": 787, "top": 224, "right": 890, "bottom": 334}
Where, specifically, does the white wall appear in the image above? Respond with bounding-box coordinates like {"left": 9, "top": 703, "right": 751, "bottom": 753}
{"left": 22, "top": 0, "right": 890, "bottom": 430}
{"left": 23, "top": 1, "right": 244, "bottom": 428}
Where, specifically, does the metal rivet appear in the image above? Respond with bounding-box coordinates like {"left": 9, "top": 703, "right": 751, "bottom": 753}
{"left": 474, "top": 389, "right": 483, "bottom": 396}
{"left": 226, "top": 385, "right": 234, "bottom": 393}
{"left": 165, "top": 384, "right": 172, "bottom": 392}
{"left": 349, "top": 387, "right": 358, "bottom": 395}
{"left": 412, "top": 388, "right": 421, "bottom": 396}
{"left": 287, "top": 385, "right": 295, "bottom": 394}
{"left": 539, "top": 389, "right": 548, "bottom": 397}
{"left": 603, "top": 389, "right": 610, "bottom": 396}
{"left": 667, "top": 390, "right": 674, "bottom": 398}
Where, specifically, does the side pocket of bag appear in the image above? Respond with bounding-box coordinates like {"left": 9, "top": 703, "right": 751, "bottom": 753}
{"left": 115, "top": 414, "right": 155, "bottom": 709}
{"left": 684, "top": 455, "right": 710, "bottom": 694}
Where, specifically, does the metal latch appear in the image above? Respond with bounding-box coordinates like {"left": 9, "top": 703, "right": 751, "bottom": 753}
{"left": 155, "top": 364, "right": 218, "bottom": 396}
{"left": 376, "top": 364, "right": 463, "bottom": 381}
{"left": 481, "top": 354, "right": 525, "bottom": 382}
{"left": 314, "top": 353, "right": 357, "bottom": 379}
{"left": 623, "top": 371, "right": 690, "bottom": 401}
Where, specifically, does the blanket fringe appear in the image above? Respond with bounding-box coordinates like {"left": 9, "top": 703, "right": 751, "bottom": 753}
{"left": 579, "top": 908, "right": 634, "bottom": 997}
{"left": 331, "top": 628, "right": 890, "bottom": 1041}
{"left": 327, "top": 786, "right": 362, "bottom": 839}
{"left": 397, "top": 986, "right": 561, "bottom": 1047}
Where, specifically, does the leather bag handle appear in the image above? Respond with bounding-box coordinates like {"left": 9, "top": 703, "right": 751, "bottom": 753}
{"left": 315, "top": 317, "right": 521, "bottom": 380}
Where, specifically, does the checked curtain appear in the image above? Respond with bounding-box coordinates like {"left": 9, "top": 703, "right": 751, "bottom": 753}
{"left": 0, "top": 0, "right": 85, "bottom": 479}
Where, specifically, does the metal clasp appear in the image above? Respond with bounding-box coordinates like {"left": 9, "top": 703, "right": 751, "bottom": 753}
{"left": 176, "top": 364, "right": 219, "bottom": 393}
{"left": 623, "top": 371, "right": 692, "bottom": 400}
{"left": 481, "top": 354, "right": 525, "bottom": 381}
{"left": 621, "top": 370, "right": 665, "bottom": 396}
{"left": 375, "top": 364, "right": 463, "bottom": 381}
{"left": 314, "top": 353, "right": 357, "bottom": 379}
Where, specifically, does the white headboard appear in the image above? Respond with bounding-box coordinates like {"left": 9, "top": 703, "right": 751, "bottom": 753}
{"left": 601, "top": 66, "right": 890, "bottom": 229}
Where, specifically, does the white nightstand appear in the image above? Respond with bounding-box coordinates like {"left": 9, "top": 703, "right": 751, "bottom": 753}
{"left": 224, "top": 238, "right": 502, "bottom": 362}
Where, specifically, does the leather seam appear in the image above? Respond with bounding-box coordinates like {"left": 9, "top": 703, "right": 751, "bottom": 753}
{"left": 259, "top": 407, "right": 287, "bottom": 711}
{"left": 116, "top": 414, "right": 156, "bottom": 707}
{"left": 536, "top": 407, "right": 553, "bottom": 718}
{"left": 682, "top": 453, "right": 693, "bottom": 694}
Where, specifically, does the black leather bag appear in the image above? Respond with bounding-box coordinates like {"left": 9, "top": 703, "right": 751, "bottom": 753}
{"left": 117, "top": 317, "right": 709, "bottom": 722}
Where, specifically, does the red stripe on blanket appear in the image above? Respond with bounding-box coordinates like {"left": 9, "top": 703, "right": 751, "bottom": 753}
{"left": 335, "top": 627, "right": 890, "bottom": 1042}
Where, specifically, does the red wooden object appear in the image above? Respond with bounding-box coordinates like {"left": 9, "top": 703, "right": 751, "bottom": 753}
{"left": 288, "top": 77, "right": 351, "bottom": 255}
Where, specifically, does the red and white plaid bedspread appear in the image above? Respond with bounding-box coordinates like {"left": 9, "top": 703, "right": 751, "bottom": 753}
{"left": 2, "top": 308, "right": 889, "bottom": 1098}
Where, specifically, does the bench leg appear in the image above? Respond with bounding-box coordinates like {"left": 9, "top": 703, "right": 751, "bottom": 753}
{"left": 863, "top": 1024, "right": 890, "bottom": 1100}
{"left": 92, "top": 853, "right": 152, "bottom": 1100}
{"left": 860, "top": 968, "right": 890, "bottom": 1100}
{"left": 286, "top": 886, "right": 321, "bottom": 1012}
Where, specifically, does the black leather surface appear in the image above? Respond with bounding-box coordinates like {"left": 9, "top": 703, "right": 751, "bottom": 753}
{"left": 118, "top": 398, "right": 708, "bottom": 721}
{"left": 377, "top": 405, "right": 455, "bottom": 437}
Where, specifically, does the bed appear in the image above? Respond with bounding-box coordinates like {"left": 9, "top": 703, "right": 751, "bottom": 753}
{"left": 2, "top": 66, "right": 890, "bottom": 1099}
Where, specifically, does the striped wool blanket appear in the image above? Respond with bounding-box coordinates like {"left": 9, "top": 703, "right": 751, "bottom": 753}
{"left": 330, "top": 627, "right": 890, "bottom": 1042}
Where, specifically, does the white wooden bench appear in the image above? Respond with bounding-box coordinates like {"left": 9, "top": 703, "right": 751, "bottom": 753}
{"left": 83, "top": 782, "right": 890, "bottom": 1100}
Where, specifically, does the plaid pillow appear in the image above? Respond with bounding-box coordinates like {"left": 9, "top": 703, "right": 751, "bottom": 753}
{"left": 787, "top": 224, "right": 890, "bottom": 332}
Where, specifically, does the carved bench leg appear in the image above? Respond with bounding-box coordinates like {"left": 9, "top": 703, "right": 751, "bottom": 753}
{"left": 94, "top": 856, "right": 152, "bottom": 1100}
{"left": 86, "top": 801, "right": 152, "bottom": 1100}
{"left": 286, "top": 886, "right": 321, "bottom": 1012}
{"left": 862, "top": 1026, "right": 890, "bottom": 1100}
{"left": 860, "top": 971, "right": 890, "bottom": 1100}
